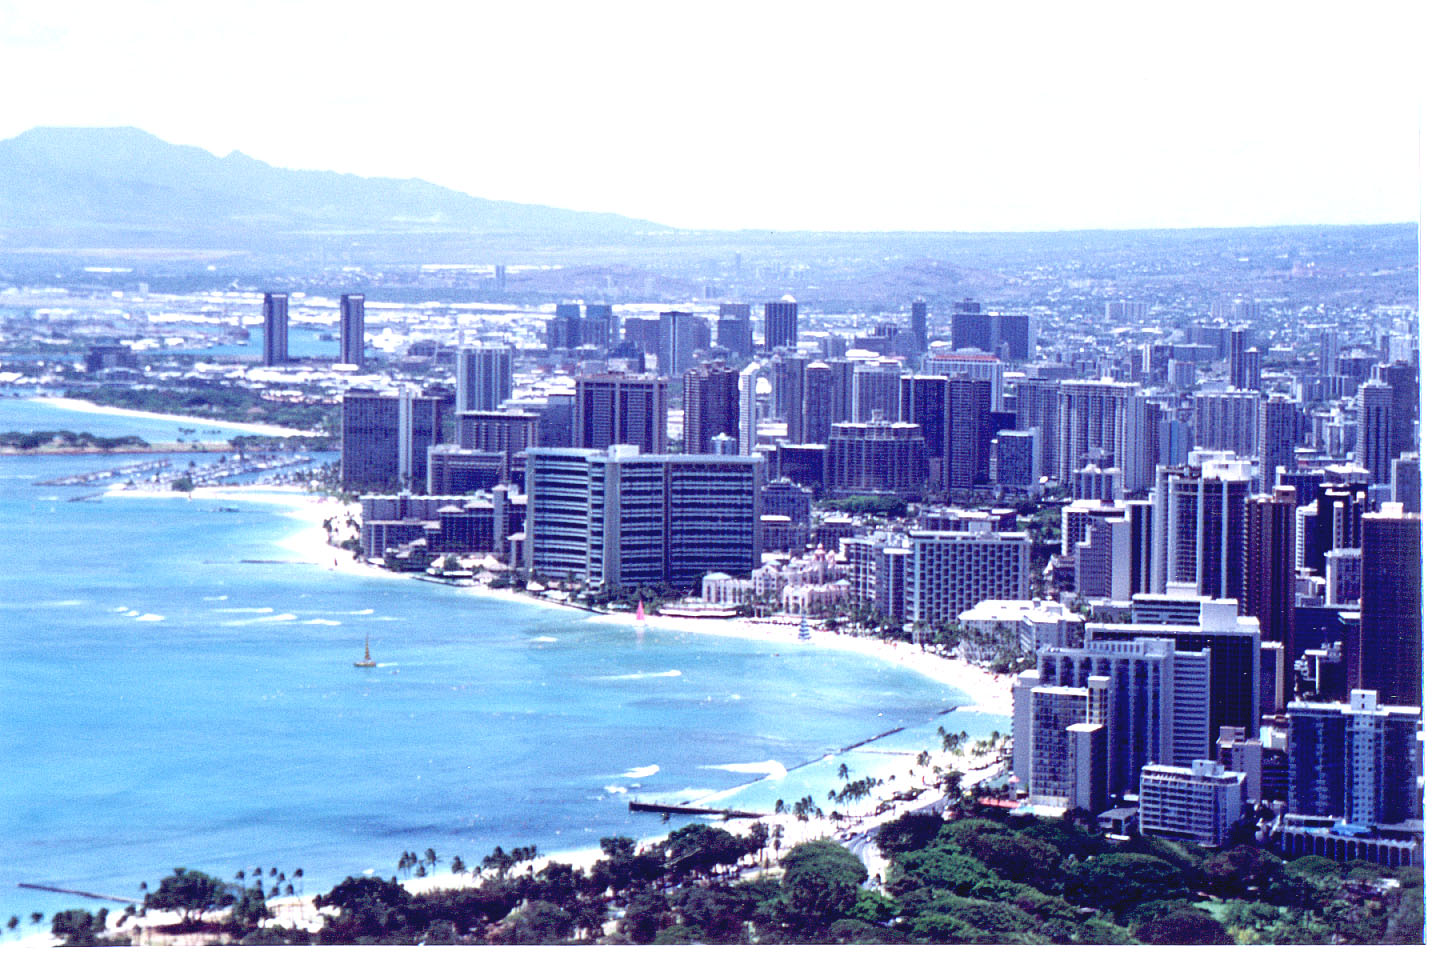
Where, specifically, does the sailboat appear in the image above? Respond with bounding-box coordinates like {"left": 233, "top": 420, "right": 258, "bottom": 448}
{"left": 354, "top": 637, "right": 377, "bottom": 668}
{"left": 797, "top": 612, "right": 811, "bottom": 642}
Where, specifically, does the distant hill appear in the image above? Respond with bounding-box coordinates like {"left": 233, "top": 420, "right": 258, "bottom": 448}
{"left": 0, "top": 126, "right": 661, "bottom": 247}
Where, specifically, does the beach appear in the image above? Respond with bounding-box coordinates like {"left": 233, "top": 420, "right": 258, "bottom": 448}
{"left": 39, "top": 481, "right": 1015, "bottom": 946}
{"left": 27, "top": 396, "right": 312, "bottom": 438}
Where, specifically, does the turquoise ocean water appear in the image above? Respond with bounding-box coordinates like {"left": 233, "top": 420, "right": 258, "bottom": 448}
{"left": 0, "top": 399, "right": 1007, "bottom": 923}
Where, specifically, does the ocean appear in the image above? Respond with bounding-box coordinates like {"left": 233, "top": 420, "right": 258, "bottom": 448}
{"left": 0, "top": 399, "right": 1007, "bottom": 924}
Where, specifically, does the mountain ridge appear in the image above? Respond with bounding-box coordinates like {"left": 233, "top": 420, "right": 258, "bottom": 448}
{"left": 0, "top": 125, "right": 663, "bottom": 240}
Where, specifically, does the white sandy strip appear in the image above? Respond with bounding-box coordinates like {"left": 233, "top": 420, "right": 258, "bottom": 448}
{"left": 28, "top": 395, "right": 311, "bottom": 437}
{"left": 219, "top": 485, "right": 1018, "bottom": 713}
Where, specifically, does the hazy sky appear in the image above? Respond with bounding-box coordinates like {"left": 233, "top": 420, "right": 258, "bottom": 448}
{"left": 0, "top": 0, "right": 1422, "bottom": 232}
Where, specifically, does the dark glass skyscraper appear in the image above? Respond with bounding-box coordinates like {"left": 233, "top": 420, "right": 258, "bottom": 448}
{"left": 573, "top": 374, "right": 669, "bottom": 454}
{"left": 763, "top": 300, "right": 799, "bottom": 351}
{"left": 682, "top": 362, "right": 740, "bottom": 455}
{"left": 1358, "top": 504, "right": 1421, "bottom": 707}
{"left": 1244, "top": 486, "right": 1297, "bottom": 703}
{"left": 262, "top": 292, "right": 288, "bottom": 366}
{"left": 339, "top": 293, "right": 365, "bottom": 366}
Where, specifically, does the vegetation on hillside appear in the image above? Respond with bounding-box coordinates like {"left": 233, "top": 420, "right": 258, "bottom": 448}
{"left": 40, "top": 805, "right": 1423, "bottom": 945}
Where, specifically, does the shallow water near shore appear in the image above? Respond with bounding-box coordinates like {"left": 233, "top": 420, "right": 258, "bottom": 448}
{"left": 0, "top": 439, "right": 1007, "bottom": 924}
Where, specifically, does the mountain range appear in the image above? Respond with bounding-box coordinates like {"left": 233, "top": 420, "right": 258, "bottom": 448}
{"left": 0, "top": 126, "right": 661, "bottom": 249}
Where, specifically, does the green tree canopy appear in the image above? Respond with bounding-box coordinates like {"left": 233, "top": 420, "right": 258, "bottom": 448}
{"left": 144, "top": 868, "right": 235, "bottom": 928}
{"left": 1068, "top": 854, "right": 1188, "bottom": 919}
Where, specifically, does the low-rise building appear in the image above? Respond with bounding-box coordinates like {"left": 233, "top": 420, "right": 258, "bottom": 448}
{"left": 1139, "top": 759, "right": 1246, "bottom": 847}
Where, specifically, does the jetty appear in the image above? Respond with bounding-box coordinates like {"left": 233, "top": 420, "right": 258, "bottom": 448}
{"left": 18, "top": 882, "right": 138, "bottom": 904}
{"left": 627, "top": 801, "right": 764, "bottom": 819}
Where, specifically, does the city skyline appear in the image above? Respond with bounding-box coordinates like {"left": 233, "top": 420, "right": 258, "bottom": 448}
{"left": 0, "top": 0, "right": 1422, "bottom": 232}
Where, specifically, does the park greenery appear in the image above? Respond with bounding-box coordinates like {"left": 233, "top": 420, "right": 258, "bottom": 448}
{"left": 37, "top": 800, "right": 1422, "bottom": 945}
{"left": 0, "top": 429, "right": 148, "bottom": 450}
{"left": 66, "top": 381, "right": 339, "bottom": 435}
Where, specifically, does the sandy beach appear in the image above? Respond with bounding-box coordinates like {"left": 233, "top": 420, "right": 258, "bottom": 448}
{"left": 27, "top": 396, "right": 312, "bottom": 438}
{"left": 58, "top": 483, "right": 1014, "bottom": 946}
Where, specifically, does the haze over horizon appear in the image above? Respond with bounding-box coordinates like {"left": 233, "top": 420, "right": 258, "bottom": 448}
{"left": 0, "top": 0, "right": 1422, "bottom": 233}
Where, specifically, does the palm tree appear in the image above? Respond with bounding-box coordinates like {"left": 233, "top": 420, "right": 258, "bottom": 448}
{"left": 837, "top": 762, "right": 850, "bottom": 782}
{"left": 450, "top": 856, "right": 465, "bottom": 875}
{"left": 424, "top": 848, "right": 438, "bottom": 875}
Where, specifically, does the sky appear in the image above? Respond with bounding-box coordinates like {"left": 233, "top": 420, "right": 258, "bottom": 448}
{"left": 0, "top": 0, "right": 1423, "bottom": 232}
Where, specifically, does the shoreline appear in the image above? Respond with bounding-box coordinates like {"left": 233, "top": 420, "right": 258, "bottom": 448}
{"left": 26, "top": 395, "right": 311, "bottom": 438}
{"left": 70, "top": 483, "right": 1014, "bottom": 945}
{"left": 106, "top": 483, "right": 1017, "bottom": 719}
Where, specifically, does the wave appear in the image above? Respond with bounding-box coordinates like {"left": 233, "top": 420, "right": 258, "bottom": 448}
{"left": 303, "top": 618, "right": 341, "bottom": 626}
{"left": 123, "top": 610, "right": 140, "bottom": 618}
{"left": 620, "top": 764, "right": 659, "bottom": 779}
{"left": 112, "top": 606, "right": 129, "bottom": 613}
{"left": 703, "top": 760, "right": 788, "bottom": 781}
{"left": 603, "top": 785, "right": 628, "bottom": 795}
{"left": 255, "top": 613, "right": 298, "bottom": 623}
{"left": 599, "top": 669, "right": 681, "bottom": 681}
{"left": 202, "top": 595, "right": 228, "bottom": 602}
{"left": 531, "top": 636, "right": 558, "bottom": 644}
{"left": 217, "top": 607, "right": 274, "bottom": 614}
{"left": 135, "top": 613, "right": 165, "bottom": 622}
{"left": 348, "top": 609, "right": 375, "bottom": 616}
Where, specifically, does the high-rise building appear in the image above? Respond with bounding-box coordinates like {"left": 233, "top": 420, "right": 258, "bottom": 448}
{"left": 1019, "top": 635, "right": 1211, "bottom": 800}
{"left": 341, "top": 388, "right": 445, "bottom": 491}
{"left": 548, "top": 302, "right": 583, "bottom": 350}
{"left": 1287, "top": 690, "right": 1420, "bottom": 828}
{"left": 1357, "top": 380, "right": 1395, "bottom": 484}
{"left": 738, "top": 361, "right": 764, "bottom": 456}
{"left": 1258, "top": 395, "right": 1302, "bottom": 493}
{"left": 1151, "top": 456, "right": 1253, "bottom": 600}
{"left": 923, "top": 353, "right": 1003, "bottom": 410}
{"left": 1058, "top": 379, "right": 1143, "bottom": 495}
{"left": 1227, "top": 327, "right": 1254, "bottom": 389}
{"left": 524, "top": 445, "right": 761, "bottom": 590}
{"left": 660, "top": 311, "right": 710, "bottom": 376}
{"left": 682, "top": 362, "right": 740, "bottom": 455}
{"left": 573, "top": 374, "right": 669, "bottom": 454}
{"left": 457, "top": 409, "right": 538, "bottom": 455}
{"left": 1071, "top": 499, "right": 1154, "bottom": 601}
{"left": 1375, "top": 360, "right": 1418, "bottom": 456}
{"left": 456, "top": 345, "right": 514, "bottom": 414}
{"left": 717, "top": 303, "right": 753, "bottom": 359}
{"left": 905, "top": 529, "right": 1029, "bottom": 624}
{"left": 763, "top": 299, "right": 799, "bottom": 350}
{"left": 1391, "top": 451, "right": 1420, "bottom": 513}
{"left": 943, "top": 376, "right": 994, "bottom": 491}
{"left": 949, "top": 306, "right": 1032, "bottom": 361}
{"left": 339, "top": 293, "right": 365, "bottom": 366}
{"left": 772, "top": 354, "right": 808, "bottom": 444}
{"left": 825, "top": 419, "right": 927, "bottom": 498}
{"left": 1015, "top": 378, "right": 1060, "bottom": 482}
{"left": 1195, "top": 389, "right": 1261, "bottom": 457}
{"left": 582, "top": 304, "right": 616, "bottom": 348}
{"left": 1089, "top": 597, "right": 1261, "bottom": 746}
{"left": 1244, "top": 486, "right": 1297, "bottom": 702}
{"left": 899, "top": 374, "right": 948, "bottom": 464}
{"left": 910, "top": 298, "right": 928, "bottom": 349}
{"left": 522, "top": 448, "right": 593, "bottom": 580}
{"left": 851, "top": 361, "right": 902, "bottom": 422}
{"left": 801, "top": 361, "right": 834, "bottom": 445}
{"left": 1358, "top": 503, "right": 1421, "bottom": 707}
{"left": 262, "top": 292, "right": 289, "bottom": 366}
{"left": 504, "top": 392, "right": 575, "bottom": 448}
{"left": 993, "top": 429, "right": 1040, "bottom": 492}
